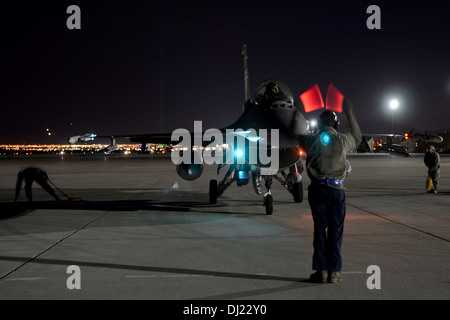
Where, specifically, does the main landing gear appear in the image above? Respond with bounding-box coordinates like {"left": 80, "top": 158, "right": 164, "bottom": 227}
{"left": 272, "top": 162, "right": 304, "bottom": 204}
{"left": 209, "top": 162, "right": 303, "bottom": 215}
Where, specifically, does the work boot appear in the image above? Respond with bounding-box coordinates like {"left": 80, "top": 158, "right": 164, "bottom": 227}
{"left": 328, "top": 272, "right": 343, "bottom": 283}
{"left": 309, "top": 271, "right": 328, "bottom": 283}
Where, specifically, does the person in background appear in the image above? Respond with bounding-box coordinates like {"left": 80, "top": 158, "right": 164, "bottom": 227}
{"left": 15, "top": 167, "right": 61, "bottom": 202}
{"left": 424, "top": 145, "right": 440, "bottom": 194}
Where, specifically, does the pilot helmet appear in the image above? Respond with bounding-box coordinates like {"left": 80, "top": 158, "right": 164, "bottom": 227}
{"left": 264, "top": 82, "right": 279, "bottom": 94}
{"left": 254, "top": 80, "right": 293, "bottom": 106}
{"left": 318, "top": 110, "right": 339, "bottom": 130}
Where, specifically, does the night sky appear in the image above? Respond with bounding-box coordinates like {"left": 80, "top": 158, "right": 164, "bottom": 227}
{"left": 1, "top": 0, "right": 450, "bottom": 144}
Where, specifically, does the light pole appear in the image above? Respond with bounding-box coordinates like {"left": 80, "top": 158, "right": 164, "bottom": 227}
{"left": 389, "top": 99, "right": 399, "bottom": 134}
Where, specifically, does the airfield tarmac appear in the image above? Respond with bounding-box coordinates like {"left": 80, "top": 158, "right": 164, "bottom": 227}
{"left": 0, "top": 154, "right": 449, "bottom": 301}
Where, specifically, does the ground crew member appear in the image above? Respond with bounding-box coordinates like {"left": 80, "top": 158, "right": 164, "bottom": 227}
{"left": 424, "top": 145, "right": 440, "bottom": 193}
{"left": 297, "top": 99, "right": 362, "bottom": 283}
{"left": 15, "top": 167, "right": 61, "bottom": 202}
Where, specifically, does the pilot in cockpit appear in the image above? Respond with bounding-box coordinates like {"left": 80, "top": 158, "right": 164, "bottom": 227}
{"left": 255, "top": 81, "right": 289, "bottom": 106}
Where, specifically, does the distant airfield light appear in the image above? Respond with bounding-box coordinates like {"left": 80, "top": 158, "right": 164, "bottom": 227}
{"left": 389, "top": 99, "right": 399, "bottom": 134}
{"left": 389, "top": 99, "right": 399, "bottom": 110}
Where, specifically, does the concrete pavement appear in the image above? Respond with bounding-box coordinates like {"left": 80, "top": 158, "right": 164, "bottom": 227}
{"left": 0, "top": 154, "right": 449, "bottom": 300}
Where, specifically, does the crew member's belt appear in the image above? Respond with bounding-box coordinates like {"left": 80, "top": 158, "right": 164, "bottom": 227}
{"left": 311, "top": 179, "right": 344, "bottom": 185}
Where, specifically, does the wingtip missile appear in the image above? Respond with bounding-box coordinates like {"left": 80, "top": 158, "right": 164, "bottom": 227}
{"left": 68, "top": 133, "right": 97, "bottom": 144}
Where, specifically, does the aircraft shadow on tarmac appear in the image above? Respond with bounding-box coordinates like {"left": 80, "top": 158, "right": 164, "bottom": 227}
{"left": 0, "top": 255, "right": 313, "bottom": 292}
{"left": 0, "top": 187, "right": 276, "bottom": 219}
{"left": 0, "top": 199, "right": 275, "bottom": 221}
{"left": 0, "top": 200, "right": 209, "bottom": 220}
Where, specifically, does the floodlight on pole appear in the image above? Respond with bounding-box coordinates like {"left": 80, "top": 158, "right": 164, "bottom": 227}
{"left": 389, "top": 99, "right": 399, "bottom": 110}
{"left": 389, "top": 99, "right": 399, "bottom": 134}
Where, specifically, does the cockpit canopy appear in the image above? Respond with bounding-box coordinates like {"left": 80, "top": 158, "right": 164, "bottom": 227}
{"left": 254, "top": 79, "right": 294, "bottom": 108}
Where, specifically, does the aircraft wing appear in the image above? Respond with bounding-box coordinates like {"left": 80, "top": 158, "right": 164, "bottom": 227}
{"left": 68, "top": 133, "right": 173, "bottom": 144}
{"left": 68, "top": 129, "right": 285, "bottom": 149}
{"left": 68, "top": 132, "right": 175, "bottom": 145}
{"left": 68, "top": 99, "right": 306, "bottom": 149}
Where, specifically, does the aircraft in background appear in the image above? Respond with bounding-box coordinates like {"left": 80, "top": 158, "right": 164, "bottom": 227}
{"left": 361, "top": 130, "right": 443, "bottom": 156}
{"left": 400, "top": 130, "right": 443, "bottom": 144}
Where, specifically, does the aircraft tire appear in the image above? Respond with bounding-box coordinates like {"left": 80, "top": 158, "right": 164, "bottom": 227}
{"left": 293, "top": 181, "right": 303, "bottom": 203}
{"left": 264, "top": 194, "right": 273, "bottom": 215}
{"left": 209, "top": 179, "right": 218, "bottom": 204}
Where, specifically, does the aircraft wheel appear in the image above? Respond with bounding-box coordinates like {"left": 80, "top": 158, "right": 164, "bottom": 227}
{"left": 209, "top": 179, "right": 218, "bottom": 204}
{"left": 293, "top": 180, "right": 303, "bottom": 203}
{"left": 264, "top": 194, "right": 273, "bottom": 215}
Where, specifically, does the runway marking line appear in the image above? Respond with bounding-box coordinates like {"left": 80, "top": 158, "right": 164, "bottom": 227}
{"left": 4, "top": 277, "right": 42, "bottom": 281}
{"left": 347, "top": 203, "right": 450, "bottom": 243}
{"left": 125, "top": 274, "right": 201, "bottom": 279}
{"left": 0, "top": 187, "right": 156, "bottom": 280}
{"left": 0, "top": 210, "right": 109, "bottom": 280}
